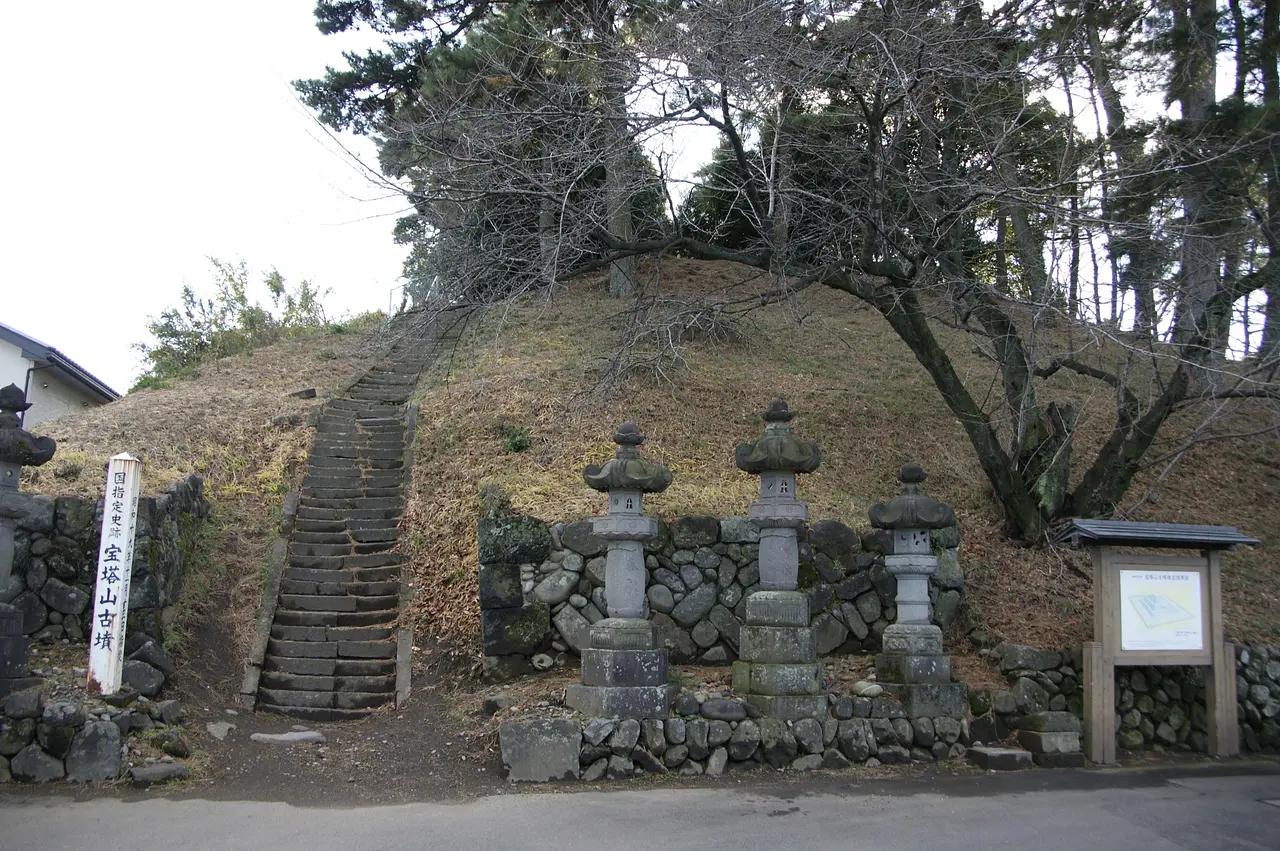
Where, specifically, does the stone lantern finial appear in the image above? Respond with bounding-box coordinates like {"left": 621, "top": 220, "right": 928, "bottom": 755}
{"left": 583, "top": 423, "right": 672, "bottom": 494}
{"left": 734, "top": 400, "right": 820, "bottom": 475}
{"left": 868, "top": 463, "right": 954, "bottom": 531}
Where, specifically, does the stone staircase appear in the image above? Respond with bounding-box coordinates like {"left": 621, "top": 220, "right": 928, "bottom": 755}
{"left": 254, "top": 337, "right": 434, "bottom": 721}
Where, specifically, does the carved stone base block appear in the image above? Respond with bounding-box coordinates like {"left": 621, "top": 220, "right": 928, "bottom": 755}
{"left": 882, "top": 683, "right": 969, "bottom": 719}
{"left": 565, "top": 684, "right": 672, "bottom": 720}
{"left": 580, "top": 648, "right": 668, "bottom": 688}
{"left": 732, "top": 661, "right": 821, "bottom": 695}
{"left": 744, "top": 591, "right": 809, "bottom": 628}
{"left": 880, "top": 623, "right": 943, "bottom": 656}
{"left": 743, "top": 693, "right": 828, "bottom": 721}
{"left": 589, "top": 618, "right": 656, "bottom": 651}
{"left": 875, "top": 652, "right": 951, "bottom": 685}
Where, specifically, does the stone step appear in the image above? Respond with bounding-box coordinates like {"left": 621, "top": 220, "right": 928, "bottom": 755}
{"left": 289, "top": 520, "right": 400, "bottom": 538}
{"left": 265, "top": 655, "right": 336, "bottom": 675}
{"left": 270, "top": 624, "right": 329, "bottom": 642}
{"left": 257, "top": 688, "right": 392, "bottom": 711}
{"left": 352, "top": 565, "right": 400, "bottom": 583}
{"left": 337, "top": 640, "right": 397, "bottom": 659}
{"left": 295, "top": 506, "right": 403, "bottom": 522}
{"left": 303, "top": 474, "right": 404, "bottom": 491}
{"left": 348, "top": 391, "right": 412, "bottom": 402}
{"left": 289, "top": 541, "right": 396, "bottom": 558}
{"left": 267, "top": 638, "right": 339, "bottom": 658}
{"left": 291, "top": 531, "right": 356, "bottom": 546}
{"left": 335, "top": 609, "right": 398, "bottom": 627}
{"left": 279, "top": 578, "right": 350, "bottom": 596}
{"left": 278, "top": 594, "right": 359, "bottom": 613}
{"left": 326, "top": 399, "right": 401, "bottom": 412}
{"left": 283, "top": 566, "right": 357, "bottom": 583}
{"left": 308, "top": 447, "right": 403, "bottom": 461}
{"left": 303, "top": 487, "right": 403, "bottom": 501}
{"left": 306, "top": 456, "right": 402, "bottom": 471}
{"left": 271, "top": 607, "right": 393, "bottom": 628}
{"left": 315, "top": 420, "right": 403, "bottom": 434}
{"left": 273, "top": 611, "right": 338, "bottom": 628}
{"left": 297, "top": 497, "right": 403, "bottom": 512}
{"left": 259, "top": 672, "right": 395, "bottom": 693}
{"left": 351, "top": 594, "right": 399, "bottom": 612}
{"left": 348, "top": 580, "right": 400, "bottom": 597}
{"left": 285, "top": 552, "right": 405, "bottom": 571}
{"left": 351, "top": 528, "right": 400, "bottom": 543}
{"left": 268, "top": 623, "right": 396, "bottom": 643}
{"left": 257, "top": 705, "right": 374, "bottom": 722}
{"left": 290, "top": 519, "right": 349, "bottom": 535}
{"left": 282, "top": 564, "right": 399, "bottom": 584}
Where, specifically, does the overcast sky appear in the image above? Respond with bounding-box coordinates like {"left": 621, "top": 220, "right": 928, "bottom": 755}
{"left": 1, "top": 1, "right": 410, "bottom": 394}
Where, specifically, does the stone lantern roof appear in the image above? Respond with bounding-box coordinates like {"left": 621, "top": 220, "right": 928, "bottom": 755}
{"left": 0, "top": 384, "right": 56, "bottom": 470}
{"left": 868, "top": 463, "right": 954, "bottom": 530}
{"left": 582, "top": 422, "right": 672, "bottom": 493}
{"left": 733, "top": 400, "right": 821, "bottom": 475}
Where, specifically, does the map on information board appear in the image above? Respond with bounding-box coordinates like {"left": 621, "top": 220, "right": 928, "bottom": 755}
{"left": 1119, "top": 570, "right": 1203, "bottom": 651}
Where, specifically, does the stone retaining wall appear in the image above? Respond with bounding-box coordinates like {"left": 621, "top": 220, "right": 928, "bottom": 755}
{"left": 499, "top": 684, "right": 971, "bottom": 782}
{"left": 979, "top": 643, "right": 1280, "bottom": 755}
{"left": 0, "top": 686, "right": 190, "bottom": 784}
{"left": 2, "top": 474, "right": 210, "bottom": 646}
{"left": 478, "top": 512, "right": 965, "bottom": 680}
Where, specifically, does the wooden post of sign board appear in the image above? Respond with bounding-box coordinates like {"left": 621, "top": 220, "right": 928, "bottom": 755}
{"left": 1204, "top": 551, "right": 1239, "bottom": 757}
{"left": 1083, "top": 640, "right": 1115, "bottom": 765}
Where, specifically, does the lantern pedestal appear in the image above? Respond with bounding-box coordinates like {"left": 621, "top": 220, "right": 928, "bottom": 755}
{"left": 566, "top": 619, "right": 672, "bottom": 718}
{"left": 875, "top": 552, "right": 950, "bottom": 685}
{"left": 732, "top": 591, "right": 827, "bottom": 720}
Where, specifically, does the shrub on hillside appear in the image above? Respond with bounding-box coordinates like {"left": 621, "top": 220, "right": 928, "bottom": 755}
{"left": 132, "top": 258, "right": 336, "bottom": 391}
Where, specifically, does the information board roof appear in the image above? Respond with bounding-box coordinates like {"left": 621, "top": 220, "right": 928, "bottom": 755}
{"left": 1052, "top": 519, "right": 1260, "bottom": 550}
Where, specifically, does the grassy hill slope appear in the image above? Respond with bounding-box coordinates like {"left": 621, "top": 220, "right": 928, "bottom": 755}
{"left": 403, "top": 259, "right": 1279, "bottom": 655}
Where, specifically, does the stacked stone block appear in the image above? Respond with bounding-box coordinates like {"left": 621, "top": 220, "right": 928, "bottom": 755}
{"left": 478, "top": 512, "right": 553, "bottom": 678}
{"left": 1015, "top": 711, "right": 1085, "bottom": 768}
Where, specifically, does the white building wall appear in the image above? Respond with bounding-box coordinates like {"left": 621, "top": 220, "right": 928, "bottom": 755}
{"left": 0, "top": 337, "right": 30, "bottom": 391}
{"left": 0, "top": 336, "right": 104, "bottom": 427}
{"left": 25, "top": 372, "right": 101, "bottom": 427}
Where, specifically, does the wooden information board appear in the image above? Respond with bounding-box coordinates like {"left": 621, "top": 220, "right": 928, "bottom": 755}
{"left": 1083, "top": 547, "right": 1236, "bottom": 764}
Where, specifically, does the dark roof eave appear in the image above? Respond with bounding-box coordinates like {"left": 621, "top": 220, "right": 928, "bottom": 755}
{"left": 1052, "top": 518, "right": 1261, "bottom": 551}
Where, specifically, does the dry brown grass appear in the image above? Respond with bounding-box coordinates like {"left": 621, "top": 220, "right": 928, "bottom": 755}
{"left": 404, "top": 258, "right": 1279, "bottom": 654}
{"left": 19, "top": 323, "right": 383, "bottom": 681}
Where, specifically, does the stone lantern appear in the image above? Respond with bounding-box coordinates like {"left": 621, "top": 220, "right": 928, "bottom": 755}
{"left": 731, "top": 400, "right": 826, "bottom": 720}
{"left": 869, "top": 463, "right": 967, "bottom": 718}
{"left": 0, "top": 384, "right": 57, "bottom": 696}
{"left": 565, "top": 422, "right": 674, "bottom": 719}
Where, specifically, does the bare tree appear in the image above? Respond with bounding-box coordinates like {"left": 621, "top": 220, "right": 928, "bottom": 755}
{"left": 300, "top": 0, "right": 1280, "bottom": 541}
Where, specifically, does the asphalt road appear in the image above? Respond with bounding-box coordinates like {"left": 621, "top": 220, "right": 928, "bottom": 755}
{"left": 2, "top": 764, "right": 1279, "bottom": 851}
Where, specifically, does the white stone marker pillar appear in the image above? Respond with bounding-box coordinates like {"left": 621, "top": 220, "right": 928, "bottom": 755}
{"left": 565, "top": 423, "right": 674, "bottom": 719}
{"left": 87, "top": 453, "right": 143, "bottom": 695}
